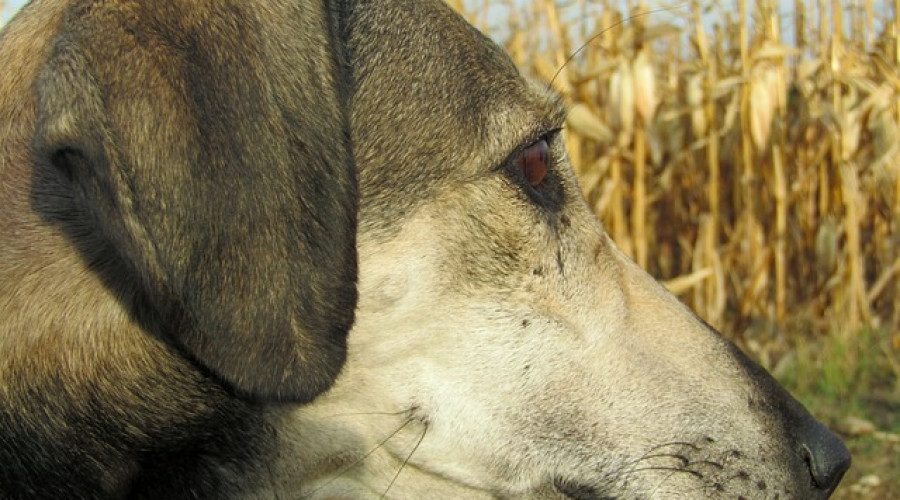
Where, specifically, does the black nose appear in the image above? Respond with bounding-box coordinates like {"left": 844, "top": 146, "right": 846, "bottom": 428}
{"left": 797, "top": 417, "right": 851, "bottom": 493}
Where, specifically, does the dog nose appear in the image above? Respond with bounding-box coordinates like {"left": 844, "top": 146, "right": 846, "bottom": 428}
{"left": 797, "top": 417, "right": 851, "bottom": 493}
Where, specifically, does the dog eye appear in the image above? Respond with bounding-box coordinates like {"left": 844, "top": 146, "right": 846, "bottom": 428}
{"left": 503, "top": 132, "right": 564, "bottom": 210}
{"left": 516, "top": 139, "right": 549, "bottom": 187}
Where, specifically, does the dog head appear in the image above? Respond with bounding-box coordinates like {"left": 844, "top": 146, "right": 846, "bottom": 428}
{"left": 274, "top": 1, "right": 851, "bottom": 499}
{"left": 0, "top": 0, "right": 850, "bottom": 498}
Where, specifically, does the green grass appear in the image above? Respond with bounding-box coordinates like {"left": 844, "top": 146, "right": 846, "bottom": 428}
{"left": 778, "top": 328, "right": 899, "bottom": 430}
{"left": 776, "top": 327, "right": 900, "bottom": 499}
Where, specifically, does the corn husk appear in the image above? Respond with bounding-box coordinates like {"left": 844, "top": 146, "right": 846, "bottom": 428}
{"left": 687, "top": 74, "right": 707, "bottom": 138}
{"left": 663, "top": 268, "right": 714, "bottom": 295}
{"left": 869, "top": 101, "right": 900, "bottom": 206}
{"left": 609, "top": 57, "right": 635, "bottom": 144}
{"left": 633, "top": 48, "right": 658, "bottom": 124}
{"left": 838, "top": 87, "right": 863, "bottom": 161}
{"left": 748, "top": 64, "right": 778, "bottom": 152}
{"left": 752, "top": 41, "right": 801, "bottom": 61}
{"left": 567, "top": 103, "right": 613, "bottom": 143}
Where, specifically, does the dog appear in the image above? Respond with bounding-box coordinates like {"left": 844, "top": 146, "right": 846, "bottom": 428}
{"left": 0, "top": 0, "right": 850, "bottom": 498}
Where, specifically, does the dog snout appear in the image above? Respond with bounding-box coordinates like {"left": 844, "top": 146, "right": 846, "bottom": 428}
{"left": 795, "top": 414, "right": 851, "bottom": 494}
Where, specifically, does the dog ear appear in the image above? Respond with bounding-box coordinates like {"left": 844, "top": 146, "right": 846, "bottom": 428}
{"left": 31, "top": 4, "right": 357, "bottom": 403}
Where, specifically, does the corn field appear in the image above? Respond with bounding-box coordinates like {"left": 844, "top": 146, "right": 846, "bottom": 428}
{"left": 452, "top": 0, "right": 900, "bottom": 367}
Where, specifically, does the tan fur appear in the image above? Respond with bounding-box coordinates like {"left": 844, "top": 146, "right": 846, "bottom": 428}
{"left": 0, "top": 0, "right": 848, "bottom": 498}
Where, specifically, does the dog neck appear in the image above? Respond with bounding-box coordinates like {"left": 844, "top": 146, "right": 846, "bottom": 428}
{"left": 263, "top": 398, "right": 504, "bottom": 499}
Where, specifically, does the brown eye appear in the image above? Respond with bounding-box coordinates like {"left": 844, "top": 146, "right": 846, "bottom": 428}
{"left": 504, "top": 133, "right": 564, "bottom": 210}
{"left": 517, "top": 139, "right": 549, "bottom": 187}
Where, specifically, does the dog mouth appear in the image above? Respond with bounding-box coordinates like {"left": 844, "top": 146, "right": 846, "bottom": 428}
{"left": 553, "top": 478, "right": 614, "bottom": 500}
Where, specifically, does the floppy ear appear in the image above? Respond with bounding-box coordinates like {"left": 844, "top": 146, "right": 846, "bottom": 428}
{"left": 31, "top": 3, "right": 357, "bottom": 403}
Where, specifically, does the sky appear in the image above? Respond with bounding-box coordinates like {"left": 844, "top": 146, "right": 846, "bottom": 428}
{"left": 2, "top": 0, "right": 25, "bottom": 21}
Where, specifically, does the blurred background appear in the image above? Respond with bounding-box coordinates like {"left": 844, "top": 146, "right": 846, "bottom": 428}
{"left": 2, "top": 0, "right": 898, "bottom": 497}
{"left": 0, "top": 1, "right": 18, "bottom": 21}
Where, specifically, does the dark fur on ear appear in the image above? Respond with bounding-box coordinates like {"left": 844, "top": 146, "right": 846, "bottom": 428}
{"left": 33, "top": 0, "right": 358, "bottom": 403}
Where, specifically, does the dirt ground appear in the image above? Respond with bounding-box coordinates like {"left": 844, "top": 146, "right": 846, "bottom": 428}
{"left": 815, "top": 390, "right": 900, "bottom": 500}
{"left": 832, "top": 435, "right": 899, "bottom": 500}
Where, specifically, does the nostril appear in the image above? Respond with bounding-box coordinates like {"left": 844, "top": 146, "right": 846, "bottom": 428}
{"left": 798, "top": 422, "right": 852, "bottom": 492}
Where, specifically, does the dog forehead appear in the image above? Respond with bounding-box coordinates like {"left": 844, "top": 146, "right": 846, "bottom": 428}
{"left": 348, "top": 0, "right": 564, "bottom": 232}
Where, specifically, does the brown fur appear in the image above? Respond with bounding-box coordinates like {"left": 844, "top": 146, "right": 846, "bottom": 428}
{"left": 1, "top": 0, "right": 356, "bottom": 497}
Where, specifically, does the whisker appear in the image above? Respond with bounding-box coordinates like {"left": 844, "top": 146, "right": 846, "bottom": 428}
{"left": 323, "top": 410, "right": 412, "bottom": 419}
{"left": 642, "top": 441, "right": 700, "bottom": 455}
{"left": 644, "top": 465, "right": 704, "bottom": 499}
{"left": 380, "top": 422, "right": 428, "bottom": 499}
{"left": 301, "top": 418, "right": 414, "bottom": 499}
{"left": 615, "top": 441, "right": 701, "bottom": 490}
{"left": 685, "top": 459, "right": 724, "bottom": 470}
{"left": 547, "top": 4, "right": 687, "bottom": 91}
{"left": 629, "top": 466, "right": 703, "bottom": 478}
{"left": 638, "top": 452, "right": 689, "bottom": 466}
